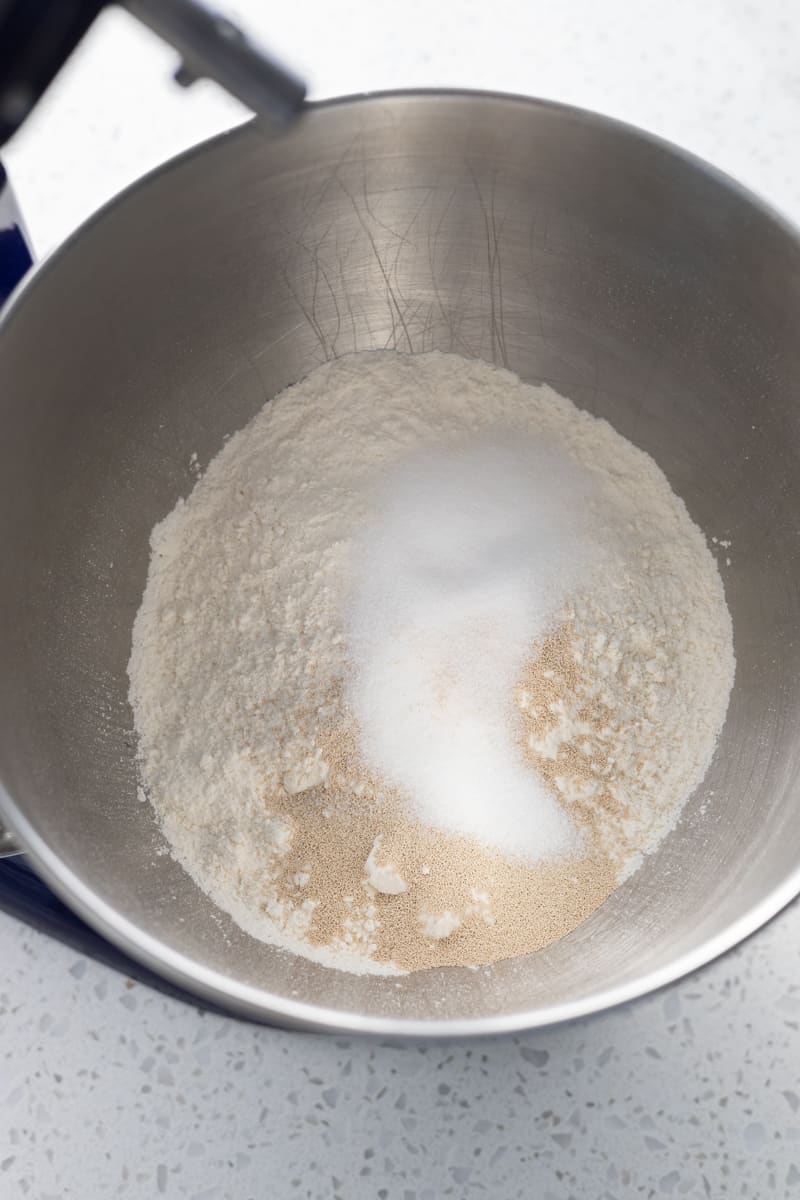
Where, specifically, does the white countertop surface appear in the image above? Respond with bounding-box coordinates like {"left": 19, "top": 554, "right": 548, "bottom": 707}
{"left": 3, "top": 1, "right": 800, "bottom": 1196}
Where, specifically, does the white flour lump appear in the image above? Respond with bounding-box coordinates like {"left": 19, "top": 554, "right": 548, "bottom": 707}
{"left": 128, "top": 351, "right": 734, "bottom": 976}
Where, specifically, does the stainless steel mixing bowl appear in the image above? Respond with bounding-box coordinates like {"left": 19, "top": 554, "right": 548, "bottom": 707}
{"left": 1, "top": 91, "right": 799, "bottom": 1036}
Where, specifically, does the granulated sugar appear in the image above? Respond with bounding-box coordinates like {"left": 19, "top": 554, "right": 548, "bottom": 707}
{"left": 128, "top": 350, "right": 734, "bottom": 976}
{"left": 345, "top": 435, "right": 598, "bottom": 861}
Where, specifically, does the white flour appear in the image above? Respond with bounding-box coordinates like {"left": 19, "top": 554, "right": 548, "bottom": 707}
{"left": 128, "top": 351, "right": 734, "bottom": 974}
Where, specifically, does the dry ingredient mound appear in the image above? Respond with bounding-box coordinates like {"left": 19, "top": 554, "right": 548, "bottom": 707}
{"left": 128, "top": 350, "right": 734, "bottom": 976}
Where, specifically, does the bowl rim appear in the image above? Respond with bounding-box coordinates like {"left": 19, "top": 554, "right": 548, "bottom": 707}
{"left": 2, "top": 86, "right": 800, "bottom": 1038}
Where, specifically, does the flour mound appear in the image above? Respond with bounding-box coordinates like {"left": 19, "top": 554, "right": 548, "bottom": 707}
{"left": 128, "top": 351, "right": 734, "bottom": 976}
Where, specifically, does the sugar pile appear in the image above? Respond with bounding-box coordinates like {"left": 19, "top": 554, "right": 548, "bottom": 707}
{"left": 128, "top": 350, "right": 735, "bottom": 976}
{"left": 346, "top": 435, "right": 596, "bottom": 861}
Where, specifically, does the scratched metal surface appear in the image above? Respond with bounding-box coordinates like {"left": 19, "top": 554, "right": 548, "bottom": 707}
{"left": 1, "top": 93, "right": 800, "bottom": 1033}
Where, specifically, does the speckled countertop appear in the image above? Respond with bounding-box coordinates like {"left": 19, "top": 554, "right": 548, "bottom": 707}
{"left": 3, "top": 1, "right": 800, "bottom": 1196}
{"left": 3, "top": 907, "right": 800, "bottom": 1197}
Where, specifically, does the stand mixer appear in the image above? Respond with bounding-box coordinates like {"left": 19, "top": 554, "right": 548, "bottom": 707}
{"left": 0, "top": 0, "right": 305, "bottom": 147}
